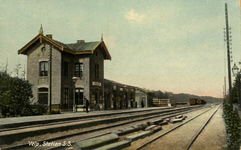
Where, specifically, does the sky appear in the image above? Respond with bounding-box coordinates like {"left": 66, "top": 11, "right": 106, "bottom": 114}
{"left": 0, "top": 0, "right": 240, "bottom": 98}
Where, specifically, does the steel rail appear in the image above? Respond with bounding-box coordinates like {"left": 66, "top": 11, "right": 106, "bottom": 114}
{"left": 45, "top": 106, "right": 210, "bottom": 150}
{"left": 1, "top": 106, "right": 206, "bottom": 150}
{"left": 0, "top": 107, "right": 190, "bottom": 133}
{"left": 135, "top": 104, "right": 220, "bottom": 150}
{"left": 184, "top": 104, "right": 221, "bottom": 150}
{"left": 0, "top": 106, "right": 202, "bottom": 139}
{"left": 0, "top": 107, "right": 183, "bottom": 144}
{"left": 0, "top": 107, "right": 172, "bottom": 131}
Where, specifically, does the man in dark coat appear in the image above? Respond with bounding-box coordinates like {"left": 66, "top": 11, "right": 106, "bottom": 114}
{"left": 141, "top": 100, "right": 144, "bottom": 108}
{"left": 85, "top": 97, "right": 89, "bottom": 113}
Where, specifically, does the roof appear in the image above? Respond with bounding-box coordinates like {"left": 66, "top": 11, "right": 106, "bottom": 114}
{"left": 18, "top": 34, "right": 111, "bottom": 60}
{"left": 104, "top": 79, "right": 135, "bottom": 88}
{"left": 135, "top": 87, "right": 149, "bottom": 93}
{"left": 68, "top": 41, "right": 101, "bottom": 52}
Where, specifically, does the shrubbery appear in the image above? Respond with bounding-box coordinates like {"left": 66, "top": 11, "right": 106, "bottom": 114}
{"left": 0, "top": 71, "right": 47, "bottom": 117}
{"left": 223, "top": 96, "right": 241, "bottom": 149}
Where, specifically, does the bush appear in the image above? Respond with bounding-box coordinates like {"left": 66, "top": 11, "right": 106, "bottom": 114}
{"left": 223, "top": 99, "right": 241, "bottom": 149}
{"left": 48, "top": 110, "right": 61, "bottom": 115}
{"left": 31, "top": 105, "right": 48, "bottom": 115}
{"left": 0, "top": 71, "right": 34, "bottom": 117}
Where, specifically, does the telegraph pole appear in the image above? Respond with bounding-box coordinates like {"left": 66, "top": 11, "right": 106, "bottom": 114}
{"left": 50, "top": 45, "right": 52, "bottom": 113}
{"left": 225, "top": 3, "right": 233, "bottom": 106}
{"left": 48, "top": 45, "right": 52, "bottom": 114}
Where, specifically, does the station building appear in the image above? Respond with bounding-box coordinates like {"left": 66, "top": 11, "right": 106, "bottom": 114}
{"left": 104, "top": 79, "right": 136, "bottom": 109}
{"left": 18, "top": 27, "right": 111, "bottom": 112}
{"left": 104, "top": 80, "right": 154, "bottom": 109}
{"left": 135, "top": 87, "right": 154, "bottom": 108}
{"left": 135, "top": 87, "right": 148, "bottom": 108}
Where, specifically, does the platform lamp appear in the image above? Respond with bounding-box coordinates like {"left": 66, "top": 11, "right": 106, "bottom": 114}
{"left": 72, "top": 77, "right": 80, "bottom": 112}
{"left": 232, "top": 63, "right": 240, "bottom": 109}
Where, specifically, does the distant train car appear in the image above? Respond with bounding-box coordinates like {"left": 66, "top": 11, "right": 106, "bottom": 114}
{"left": 189, "top": 98, "right": 206, "bottom": 105}
{"left": 200, "top": 99, "right": 206, "bottom": 104}
{"left": 189, "top": 98, "right": 198, "bottom": 105}
{"left": 153, "top": 99, "right": 171, "bottom": 107}
{"left": 197, "top": 99, "right": 201, "bottom": 104}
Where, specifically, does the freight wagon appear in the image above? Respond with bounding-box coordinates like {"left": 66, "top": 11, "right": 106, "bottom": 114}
{"left": 189, "top": 98, "right": 206, "bottom": 105}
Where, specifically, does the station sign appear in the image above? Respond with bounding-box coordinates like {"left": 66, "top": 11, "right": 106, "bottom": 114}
{"left": 92, "top": 81, "right": 101, "bottom": 86}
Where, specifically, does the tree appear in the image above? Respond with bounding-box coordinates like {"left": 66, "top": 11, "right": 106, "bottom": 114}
{"left": 0, "top": 71, "right": 33, "bottom": 117}
{"left": 154, "top": 90, "right": 169, "bottom": 99}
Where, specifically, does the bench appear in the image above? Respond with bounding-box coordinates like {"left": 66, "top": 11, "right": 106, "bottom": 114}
{"left": 75, "top": 105, "right": 86, "bottom": 112}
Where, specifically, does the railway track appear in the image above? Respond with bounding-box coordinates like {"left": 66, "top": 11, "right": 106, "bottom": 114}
{"left": 0, "top": 105, "right": 206, "bottom": 150}
{"left": 0, "top": 107, "right": 174, "bottom": 145}
{"left": 126, "top": 103, "right": 222, "bottom": 150}
{"left": 0, "top": 107, "right": 171, "bottom": 131}
{"left": 184, "top": 105, "right": 220, "bottom": 150}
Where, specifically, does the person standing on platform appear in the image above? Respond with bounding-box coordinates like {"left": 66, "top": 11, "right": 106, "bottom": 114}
{"left": 141, "top": 100, "right": 144, "bottom": 108}
{"left": 85, "top": 97, "right": 89, "bottom": 113}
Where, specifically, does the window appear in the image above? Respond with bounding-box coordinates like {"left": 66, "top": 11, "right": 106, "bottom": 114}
{"left": 64, "top": 62, "right": 69, "bottom": 77}
{"left": 75, "top": 63, "right": 83, "bottom": 78}
{"left": 38, "top": 88, "right": 48, "bottom": 104}
{"left": 64, "top": 88, "right": 68, "bottom": 104}
{"left": 131, "top": 92, "right": 134, "bottom": 99}
{"left": 41, "top": 47, "right": 46, "bottom": 53}
{"left": 75, "top": 88, "right": 83, "bottom": 105}
{"left": 95, "top": 63, "right": 99, "bottom": 79}
{"left": 39, "top": 61, "right": 48, "bottom": 76}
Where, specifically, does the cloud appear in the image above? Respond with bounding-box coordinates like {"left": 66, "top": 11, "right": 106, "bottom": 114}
{"left": 125, "top": 9, "right": 145, "bottom": 22}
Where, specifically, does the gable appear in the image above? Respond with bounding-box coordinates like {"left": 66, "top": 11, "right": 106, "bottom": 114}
{"left": 18, "top": 34, "right": 111, "bottom": 60}
{"left": 18, "top": 34, "right": 67, "bottom": 55}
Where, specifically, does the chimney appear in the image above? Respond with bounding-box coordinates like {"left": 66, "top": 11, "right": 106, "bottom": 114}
{"left": 77, "top": 40, "right": 85, "bottom": 43}
{"left": 46, "top": 34, "right": 53, "bottom": 39}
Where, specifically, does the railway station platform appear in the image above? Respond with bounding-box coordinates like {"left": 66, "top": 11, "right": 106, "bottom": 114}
{"left": 0, "top": 107, "right": 171, "bottom": 128}
{"left": 1, "top": 106, "right": 184, "bottom": 148}
{"left": 1, "top": 104, "right": 225, "bottom": 150}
